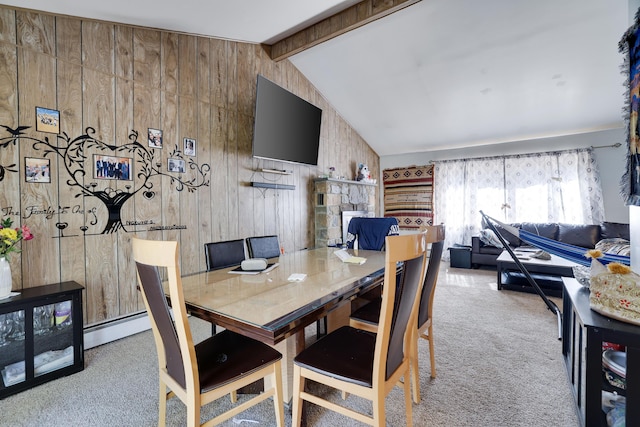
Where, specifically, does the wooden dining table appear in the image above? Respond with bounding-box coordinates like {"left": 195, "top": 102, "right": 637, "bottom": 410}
{"left": 171, "top": 247, "right": 388, "bottom": 403}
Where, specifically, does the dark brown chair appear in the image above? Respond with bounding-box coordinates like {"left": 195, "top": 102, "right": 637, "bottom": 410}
{"left": 246, "top": 235, "right": 280, "bottom": 259}
{"left": 350, "top": 225, "right": 445, "bottom": 403}
{"left": 204, "top": 239, "right": 246, "bottom": 271}
{"left": 292, "top": 232, "right": 428, "bottom": 426}
{"left": 132, "top": 237, "right": 284, "bottom": 427}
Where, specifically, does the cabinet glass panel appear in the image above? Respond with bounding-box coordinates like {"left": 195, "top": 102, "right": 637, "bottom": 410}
{"left": 0, "top": 309, "right": 26, "bottom": 387}
{"left": 33, "top": 301, "right": 74, "bottom": 378}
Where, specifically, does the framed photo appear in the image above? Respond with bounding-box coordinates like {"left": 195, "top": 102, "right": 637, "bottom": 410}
{"left": 94, "top": 154, "right": 133, "bottom": 181}
{"left": 167, "top": 158, "right": 185, "bottom": 173}
{"left": 35, "top": 107, "right": 60, "bottom": 134}
{"left": 25, "top": 157, "right": 51, "bottom": 183}
{"left": 148, "top": 128, "right": 163, "bottom": 149}
{"left": 183, "top": 137, "right": 196, "bottom": 156}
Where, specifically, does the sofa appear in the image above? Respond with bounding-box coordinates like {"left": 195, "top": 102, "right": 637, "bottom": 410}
{"left": 470, "top": 221, "right": 630, "bottom": 268}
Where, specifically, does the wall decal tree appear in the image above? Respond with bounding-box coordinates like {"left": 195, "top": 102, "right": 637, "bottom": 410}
{"left": 0, "top": 125, "right": 210, "bottom": 234}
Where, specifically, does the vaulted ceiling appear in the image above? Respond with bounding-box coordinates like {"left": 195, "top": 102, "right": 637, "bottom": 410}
{"left": 1, "top": 0, "right": 631, "bottom": 156}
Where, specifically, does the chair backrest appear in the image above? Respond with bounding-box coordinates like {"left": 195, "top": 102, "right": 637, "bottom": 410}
{"left": 346, "top": 217, "right": 399, "bottom": 250}
{"left": 132, "top": 237, "right": 196, "bottom": 392}
{"left": 204, "top": 239, "right": 246, "bottom": 271}
{"left": 418, "top": 225, "right": 446, "bottom": 328}
{"left": 246, "top": 235, "right": 280, "bottom": 259}
{"left": 373, "top": 232, "right": 428, "bottom": 384}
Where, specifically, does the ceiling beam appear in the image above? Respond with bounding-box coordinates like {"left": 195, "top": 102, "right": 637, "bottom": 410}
{"left": 267, "top": 0, "right": 421, "bottom": 61}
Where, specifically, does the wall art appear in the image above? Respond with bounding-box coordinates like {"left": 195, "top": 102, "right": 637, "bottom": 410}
{"left": 35, "top": 107, "right": 60, "bottom": 134}
{"left": 167, "top": 158, "right": 185, "bottom": 173}
{"left": 94, "top": 154, "right": 132, "bottom": 181}
{"left": 184, "top": 137, "right": 196, "bottom": 156}
{"left": 620, "top": 7, "right": 640, "bottom": 206}
{"left": 25, "top": 157, "right": 50, "bottom": 183}
{"left": 147, "top": 128, "right": 163, "bottom": 149}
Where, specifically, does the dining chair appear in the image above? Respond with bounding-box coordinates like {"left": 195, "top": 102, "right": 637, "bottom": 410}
{"left": 204, "top": 239, "right": 246, "bottom": 271}
{"left": 131, "top": 237, "right": 285, "bottom": 427}
{"left": 246, "top": 235, "right": 281, "bottom": 259}
{"left": 203, "top": 239, "right": 246, "bottom": 335}
{"left": 349, "top": 224, "right": 445, "bottom": 403}
{"left": 292, "top": 232, "right": 428, "bottom": 427}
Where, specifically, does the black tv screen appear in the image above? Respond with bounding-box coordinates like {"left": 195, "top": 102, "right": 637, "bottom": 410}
{"left": 252, "top": 75, "right": 322, "bottom": 166}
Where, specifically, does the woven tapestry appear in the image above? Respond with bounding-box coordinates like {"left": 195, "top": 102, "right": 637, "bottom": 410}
{"left": 383, "top": 165, "right": 434, "bottom": 229}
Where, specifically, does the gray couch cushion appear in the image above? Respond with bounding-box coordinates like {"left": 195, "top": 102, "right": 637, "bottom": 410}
{"left": 558, "top": 223, "right": 601, "bottom": 248}
{"left": 520, "top": 222, "right": 559, "bottom": 240}
{"left": 601, "top": 222, "right": 630, "bottom": 240}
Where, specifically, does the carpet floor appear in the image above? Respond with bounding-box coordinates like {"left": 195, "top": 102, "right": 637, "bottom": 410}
{"left": 0, "top": 264, "right": 578, "bottom": 426}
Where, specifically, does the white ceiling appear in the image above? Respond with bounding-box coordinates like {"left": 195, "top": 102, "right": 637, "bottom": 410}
{"left": 1, "top": 0, "right": 631, "bottom": 156}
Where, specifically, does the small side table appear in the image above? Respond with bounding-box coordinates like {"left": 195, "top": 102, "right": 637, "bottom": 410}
{"left": 561, "top": 277, "right": 639, "bottom": 426}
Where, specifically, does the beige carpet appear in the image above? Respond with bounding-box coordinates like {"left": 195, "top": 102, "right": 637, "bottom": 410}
{"left": 0, "top": 265, "right": 578, "bottom": 426}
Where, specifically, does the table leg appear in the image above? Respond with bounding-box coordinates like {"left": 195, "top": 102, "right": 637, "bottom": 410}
{"left": 265, "top": 330, "right": 305, "bottom": 405}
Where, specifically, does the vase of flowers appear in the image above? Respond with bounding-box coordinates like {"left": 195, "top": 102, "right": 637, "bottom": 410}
{"left": 0, "top": 218, "right": 34, "bottom": 298}
{"left": 328, "top": 166, "right": 336, "bottom": 178}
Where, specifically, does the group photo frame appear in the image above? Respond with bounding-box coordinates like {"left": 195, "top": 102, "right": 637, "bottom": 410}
{"left": 167, "top": 158, "right": 185, "bottom": 173}
{"left": 94, "top": 154, "right": 133, "bottom": 181}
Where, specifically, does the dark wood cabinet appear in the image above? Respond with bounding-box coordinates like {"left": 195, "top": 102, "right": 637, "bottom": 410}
{"left": 562, "top": 278, "right": 639, "bottom": 426}
{"left": 0, "top": 281, "right": 84, "bottom": 399}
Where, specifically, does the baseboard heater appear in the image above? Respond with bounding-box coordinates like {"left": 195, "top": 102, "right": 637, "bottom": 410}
{"left": 83, "top": 311, "right": 151, "bottom": 349}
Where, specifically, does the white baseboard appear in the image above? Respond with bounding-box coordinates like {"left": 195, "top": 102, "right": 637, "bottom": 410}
{"left": 83, "top": 313, "right": 151, "bottom": 350}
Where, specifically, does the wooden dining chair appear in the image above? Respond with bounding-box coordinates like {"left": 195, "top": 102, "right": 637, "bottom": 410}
{"left": 246, "top": 235, "right": 281, "bottom": 259}
{"left": 203, "top": 239, "right": 246, "bottom": 335}
{"left": 131, "top": 237, "right": 285, "bottom": 427}
{"left": 292, "top": 232, "right": 428, "bottom": 427}
{"left": 349, "top": 224, "right": 445, "bottom": 403}
{"left": 204, "top": 239, "right": 246, "bottom": 271}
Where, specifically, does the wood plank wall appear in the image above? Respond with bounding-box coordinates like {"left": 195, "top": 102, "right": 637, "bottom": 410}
{"left": 0, "top": 6, "right": 380, "bottom": 327}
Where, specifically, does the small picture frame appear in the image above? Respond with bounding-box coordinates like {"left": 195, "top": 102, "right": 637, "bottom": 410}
{"left": 167, "top": 158, "right": 185, "bottom": 173}
{"left": 183, "top": 137, "right": 196, "bottom": 156}
{"left": 25, "top": 157, "right": 51, "bottom": 183}
{"left": 35, "top": 107, "right": 60, "bottom": 134}
{"left": 148, "top": 128, "right": 163, "bottom": 149}
{"left": 94, "top": 154, "right": 133, "bottom": 181}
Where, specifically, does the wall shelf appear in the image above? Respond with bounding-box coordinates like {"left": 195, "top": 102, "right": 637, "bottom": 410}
{"left": 251, "top": 181, "right": 295, "bottom": 190}
{"left": 260, "top": 168, "right": 292, "bottom": 175}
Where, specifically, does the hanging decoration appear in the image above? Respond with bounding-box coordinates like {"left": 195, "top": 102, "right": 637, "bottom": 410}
{"left": 619, "top": 7, "right": 640, "bottom": 206}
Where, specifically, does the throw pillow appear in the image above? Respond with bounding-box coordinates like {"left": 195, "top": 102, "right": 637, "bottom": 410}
{"left": 595, "top": 238, "right": 631, "bottom": 256}
{"left": 479, "top": 228, "right": 504, "bottom": 248}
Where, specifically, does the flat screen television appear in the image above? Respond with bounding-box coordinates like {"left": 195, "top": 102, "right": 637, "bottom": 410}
{"left": 252, "top": 75, "right": 322, "bottom": 166}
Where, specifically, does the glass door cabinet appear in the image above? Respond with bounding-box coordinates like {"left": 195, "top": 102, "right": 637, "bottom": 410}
{"left": 0, "top": 281, "right": 83, "bottom": 398}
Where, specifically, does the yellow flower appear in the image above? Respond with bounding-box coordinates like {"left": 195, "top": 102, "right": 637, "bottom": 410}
{"left": 0, "top": 228, "right": 17, "bottom": 243}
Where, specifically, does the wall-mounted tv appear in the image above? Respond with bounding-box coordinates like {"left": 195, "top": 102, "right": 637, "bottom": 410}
{"left": 252, "top": 75, "right": 322, "bottom": 166}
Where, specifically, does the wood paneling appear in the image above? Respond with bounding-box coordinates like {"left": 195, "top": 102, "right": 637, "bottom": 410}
{"left": 0, "top": 5, "right": 379, "bottom": 327}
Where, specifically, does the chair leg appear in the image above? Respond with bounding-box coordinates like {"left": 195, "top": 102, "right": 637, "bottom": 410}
{"left": 410, "top": 335, "right": 420, "bottom": 404}
{"left": 229, "top": 390, "right": 238, "bottom": 403}
{"left": 186, "top": 395, "right": 200, "bottom": 427}
{"left": 427, "top": 324, "right": 436, "bottom": 378}
{"left": 372, "top": 387, "right": 386, "bottom": 427}
{"left": 292, "top": 365, "right": 304, "bottom": 427}
{"left": 403, "top": 372, "right": 413, "bottom": 427}
{"left": 272, "top": 361, "right": 285, "bottom": 427}
{"left": 158, "top": 382, "right": 168, "bottom": 427}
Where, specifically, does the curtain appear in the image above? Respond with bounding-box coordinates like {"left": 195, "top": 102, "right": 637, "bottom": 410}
{"left": 433, "top": 149, "right": 604, "bottom": 255}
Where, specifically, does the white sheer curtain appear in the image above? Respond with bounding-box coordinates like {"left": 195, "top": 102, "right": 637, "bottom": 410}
{"left": 433, "top": 149, "right": 604, "bottom": 254}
